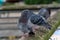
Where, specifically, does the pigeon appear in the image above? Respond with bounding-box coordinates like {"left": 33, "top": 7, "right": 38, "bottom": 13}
{"left": 38, "top": 8, "right": 51, "bottom": 19}
{"left": 18, "top": 9, "right": 51, "bottom": 37}
{"left": 18, "top": 10, "right": 35, "bottom": 36}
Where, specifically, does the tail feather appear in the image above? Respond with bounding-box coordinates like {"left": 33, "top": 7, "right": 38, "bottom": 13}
{"left": 42, "top": 22, "right": 52, "bottom": 30}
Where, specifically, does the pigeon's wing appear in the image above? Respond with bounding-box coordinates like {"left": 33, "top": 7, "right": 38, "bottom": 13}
{"left": 38, "top": 8, "right": 51, "bottom": 19}
{"left": 30, "top": 15, "right": 51, "bottom": 30}
{"left": 18, "top": 10, "right": 34, "bottom": 33}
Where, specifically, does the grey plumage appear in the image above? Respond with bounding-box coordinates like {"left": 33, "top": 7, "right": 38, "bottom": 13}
{"left": 18, "top": 9, "right": 51, "bottom": 35}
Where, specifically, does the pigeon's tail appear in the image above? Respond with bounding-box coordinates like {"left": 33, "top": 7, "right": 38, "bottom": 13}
{"left": 42, "top": 22, "right": 52, "bottom": 30}
{"left": 38, "top": 8, "right": 51, "bottom": 19}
